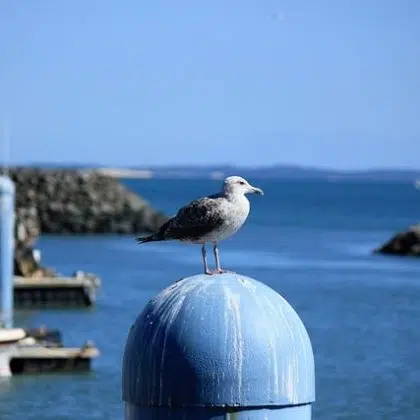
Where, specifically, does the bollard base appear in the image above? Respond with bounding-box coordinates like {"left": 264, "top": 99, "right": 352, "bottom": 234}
{"left": 125, "top": 404, "right": 312, "bottom": 419}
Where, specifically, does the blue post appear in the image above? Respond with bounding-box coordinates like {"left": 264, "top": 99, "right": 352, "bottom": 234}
{"left": 0, "top": 175, "right": 15, "bottom": 328}
{"left": 122, "top": 273, "right": 315, "bottom": 419}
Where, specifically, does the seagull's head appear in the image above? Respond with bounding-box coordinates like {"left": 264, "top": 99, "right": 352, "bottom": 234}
{"left": 223, "top": 176, "right": 264, "bottom": 196}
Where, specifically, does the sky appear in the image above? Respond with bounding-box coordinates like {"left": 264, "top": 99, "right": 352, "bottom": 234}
{"left": 0, "top": 1, "right": 419, "bottom": 169}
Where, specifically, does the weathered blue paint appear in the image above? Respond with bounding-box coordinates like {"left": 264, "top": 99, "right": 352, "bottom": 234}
{"left": 0, "top": 175, "right": 15, "bottom": 328}
{"left": 122, "top": 273, "right": 315, "bottom": 419}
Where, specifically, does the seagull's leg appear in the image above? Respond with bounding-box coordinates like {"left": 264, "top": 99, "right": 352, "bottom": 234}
{"left": 213, "top": 242, "right": 235, "bottom": 274}
{"left": 213, "top": 242, "right": 222, "bottom": 272}
{"left": 201, "top": 244, "right": 213, "bottom": 275}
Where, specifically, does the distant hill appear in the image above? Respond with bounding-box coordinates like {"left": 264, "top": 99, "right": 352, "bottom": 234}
{"left": 13, "top": 163, "right": 420, "bottom": 182}
{"left": 135, "top": 164, "right": 420, "bottom": 182}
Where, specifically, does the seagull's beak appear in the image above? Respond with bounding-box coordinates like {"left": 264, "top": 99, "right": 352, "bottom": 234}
{"left": 250, "top": 186, "right": 264, "bottom": 195}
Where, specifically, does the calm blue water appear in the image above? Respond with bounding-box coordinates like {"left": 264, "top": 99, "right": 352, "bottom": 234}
{"left": 1, "top": 179, "right": 420, "bottom": 419}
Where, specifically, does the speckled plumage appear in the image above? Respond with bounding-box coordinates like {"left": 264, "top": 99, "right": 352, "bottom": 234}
{"left": 136, "top": 176, "right": 264, "bottom": 274}
{"left": 154, "top": 192, "right": 249, "bottom": 243}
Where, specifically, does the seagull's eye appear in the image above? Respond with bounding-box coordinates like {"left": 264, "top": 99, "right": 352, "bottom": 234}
{"left": 239, "top": 181, "right": 246, "bottom": 185}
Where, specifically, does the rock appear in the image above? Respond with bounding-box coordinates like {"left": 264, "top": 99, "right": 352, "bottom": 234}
{"left": 374, "top": 224, "right": 420, "bottom": 257}
{"left": 14, "top": 245, "right": 57, "bottom": 278}
{"left": 9, "top": 167, "right": 168, "bottom": 235}
{"left": 14, "top": 207, "right": 40, "bottom": 248}
{"left": 8, "top": 167, "right": 168, "bottom": 278}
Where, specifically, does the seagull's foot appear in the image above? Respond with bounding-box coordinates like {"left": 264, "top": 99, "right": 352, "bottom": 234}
{"left": 203, "top": 269, "right": 235, "bottom": 275}
{"left": 214, "top": 268, "right": 235, "bottom": 274}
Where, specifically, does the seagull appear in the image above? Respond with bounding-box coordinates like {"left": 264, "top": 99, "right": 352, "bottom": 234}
{"left": 136, "top": 176, "right": 264, "bottom": 275}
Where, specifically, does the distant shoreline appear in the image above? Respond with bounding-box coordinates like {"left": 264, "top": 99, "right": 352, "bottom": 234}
{"left": 88, "top": 167, "right": 420, "bottom": 183}
{"left": 86, "top": 168, "right": 153, "bottom": 179}
{"left": 9, "top": 164, "right": 420, "bottom": 182}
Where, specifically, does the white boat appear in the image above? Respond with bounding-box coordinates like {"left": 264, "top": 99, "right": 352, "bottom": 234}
{"left": 415, "top": 180, "right": 420, "bottom": 189}
{"left": 0, "top": 328, "right": 26, "bottom": 377}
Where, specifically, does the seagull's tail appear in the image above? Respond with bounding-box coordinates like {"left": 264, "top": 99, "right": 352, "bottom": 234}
{"left": 136, "top": 218, "right": 172, "bottom": 244}
{"left": 136, "top": 233, "right": 161, "bottom": 244}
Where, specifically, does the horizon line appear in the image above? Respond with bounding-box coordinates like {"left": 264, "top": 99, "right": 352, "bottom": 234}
{"left": 7, "top": 161, "right": 420, "bottom": 173}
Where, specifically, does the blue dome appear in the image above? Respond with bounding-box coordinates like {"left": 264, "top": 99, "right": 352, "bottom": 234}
{"left": 122, "top": 273, "right": 315, "bottom": 408}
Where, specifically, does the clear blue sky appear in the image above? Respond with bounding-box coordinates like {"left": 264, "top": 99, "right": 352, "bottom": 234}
{"left": 1, "top": 1, "right": 419, "bottom": 169}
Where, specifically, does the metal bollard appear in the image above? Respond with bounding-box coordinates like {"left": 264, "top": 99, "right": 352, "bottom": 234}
{"left": 0, "top": 175, "right": 15, "bottom": 328}
{"left": 122, "top": 273, "right": 315, "bottom": 419}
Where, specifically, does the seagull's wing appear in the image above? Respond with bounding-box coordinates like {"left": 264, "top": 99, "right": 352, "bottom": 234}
{"left": 161, "top": 196, "right": 225, "bottom": 241}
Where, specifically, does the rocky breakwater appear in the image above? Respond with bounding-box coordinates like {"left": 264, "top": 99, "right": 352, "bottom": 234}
{"left": 374, "top": 224, "right": 420, "bottom": 257}
{"left": 13, "top": 205, "right": 57, "bottom": 277}
{"left": 10, "top": 167, "right": 168, "bottom": 278}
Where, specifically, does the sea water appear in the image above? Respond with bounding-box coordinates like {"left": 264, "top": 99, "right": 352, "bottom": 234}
{"left": 1, "top": 179, "right": 420, "bottom": 419}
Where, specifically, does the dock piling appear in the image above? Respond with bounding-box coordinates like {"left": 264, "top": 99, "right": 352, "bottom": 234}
{"left": 122, "top": 273, "right": 315, "bottom": 419}
{"left": 0, "top": 175, "right": 15, "bottom": 328}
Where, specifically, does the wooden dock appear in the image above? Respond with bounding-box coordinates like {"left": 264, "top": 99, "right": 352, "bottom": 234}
{"left": 1, "top": 327, "right": 100, "bottom": 375}
{"left": 10, "top": 341, "right": 100, "bottom": 374}
{"left": 13, "top": 273, "right": 101, "bottom": 309}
